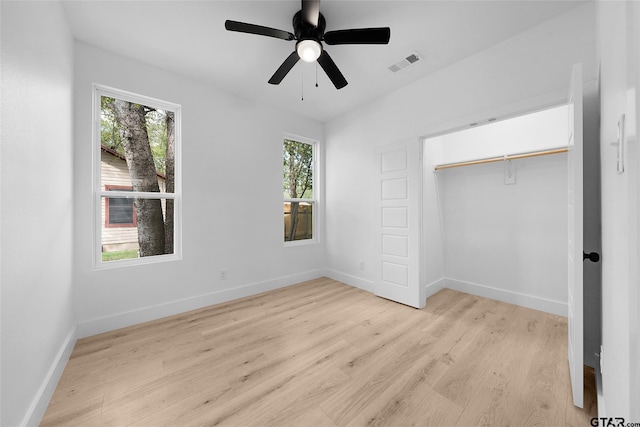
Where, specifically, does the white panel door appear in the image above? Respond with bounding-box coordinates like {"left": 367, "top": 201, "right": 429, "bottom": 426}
{"left": 374, "top": 139, "right": 424, "bottom": 308}
{"left": 567, "top": 62, "right": 584, "bottom": 408}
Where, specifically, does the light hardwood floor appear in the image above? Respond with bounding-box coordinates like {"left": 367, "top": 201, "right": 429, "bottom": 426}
{"left": 42, "top": 278, "right": 597, "bottom": 426}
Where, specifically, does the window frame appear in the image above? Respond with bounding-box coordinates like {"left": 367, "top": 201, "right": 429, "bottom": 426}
{"left": 283, "top": 134, "right": 318, "bottom": 246}
{"left": 93, "top": 84, "right": 182, "bottom": 269}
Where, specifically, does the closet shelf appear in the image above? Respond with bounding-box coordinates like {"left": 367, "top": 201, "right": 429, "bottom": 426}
{"left": 434, "top": 147, "right": 568, "bottom": 171}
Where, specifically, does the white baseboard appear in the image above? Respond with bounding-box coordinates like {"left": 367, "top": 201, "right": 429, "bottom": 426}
{"left": 424, "top": 277, "right": 447, "bottom": 299}
{"left": 323, "top": 269, "right": 374, "bottom": 293}
{"left": 77, "top": 270, "right": 324, "bottom": 338}
{"left": 306, "top": 273, "right": 565, "bottom": 317}
{"left": 444, "top": 278, "right": 567, "bottom": 316}
{"left": 23, "top": 326, "right": 77, "bottom": 427}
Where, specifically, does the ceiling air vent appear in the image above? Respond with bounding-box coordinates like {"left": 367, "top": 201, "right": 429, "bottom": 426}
{"left": 388, "top": 51, "right": 421, "bottom": 73}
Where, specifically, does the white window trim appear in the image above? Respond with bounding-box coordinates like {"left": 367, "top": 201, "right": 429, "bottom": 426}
{"left": 93, "top": 84, "right": 182, "bottom": 269}
{"left": 284, "top": 133, "right": 319, "bottom": 247}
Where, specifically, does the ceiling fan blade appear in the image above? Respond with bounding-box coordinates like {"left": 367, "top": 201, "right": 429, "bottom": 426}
{"left": 268, "top": 51, "right": 300, "bottom": 85}
{"left": 317, "top": 50, "right": 348, "bottom": 89}
{"left": 324, "top": 27, "right": 391, "bottom": 45}
{"left": 301, "top": 0, "right": 320, "bottom": 27}
{"left": 225, "top": 20, "right": 295, "bottom": 41}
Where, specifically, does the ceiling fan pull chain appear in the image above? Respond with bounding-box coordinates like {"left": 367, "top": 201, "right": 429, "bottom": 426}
{"left": 301, "top": 67, "right": 304, "bottom": 101}
{"left": 315, "top": 62, "right": 319, "bottom": 88}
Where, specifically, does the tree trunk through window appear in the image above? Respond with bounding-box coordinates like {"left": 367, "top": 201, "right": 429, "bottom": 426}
{"left": 112, "top": 99, "right": 166, "bottom": 257}
{"left": 164, "top": 112, "right": 175, "bottom": 254}
{"left": 287, "top": 143, "right": 300, "bottom": 241}
{"left": 288, "top": 202, "right": 300, "bottom": 241}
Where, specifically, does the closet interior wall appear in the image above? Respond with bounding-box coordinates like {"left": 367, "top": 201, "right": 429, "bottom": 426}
{"left": 436, "top": 153, "right": 569, "bottom": 315}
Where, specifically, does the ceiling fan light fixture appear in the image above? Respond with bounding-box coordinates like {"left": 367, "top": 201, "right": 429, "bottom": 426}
{"left": 296, "top": 39, "right": 322, "bottom": 62}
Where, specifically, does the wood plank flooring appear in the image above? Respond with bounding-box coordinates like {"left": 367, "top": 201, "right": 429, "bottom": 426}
{"left": 42, "top": 278, "right": 597, "bottom": 426}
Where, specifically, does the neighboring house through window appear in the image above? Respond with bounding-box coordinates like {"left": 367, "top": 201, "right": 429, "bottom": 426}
{"left": 95, "top": 85, "right": 181, "bottom": 267}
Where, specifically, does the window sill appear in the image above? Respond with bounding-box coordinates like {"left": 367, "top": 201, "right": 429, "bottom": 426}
{"left": 94, "top": 252, "right": 182, "bottom": 270}
{"left": 284, "top": 239, "right": 317, "bottom": 247}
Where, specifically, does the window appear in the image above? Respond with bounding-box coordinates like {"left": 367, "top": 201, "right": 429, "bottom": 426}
{"left": 94, "top": 85, "right": 181, "bottom": 267}
{"left": 105, "top": 186, "right": 136, "bottom": 228}
{"left": 283, "top": 136, "right": 317, "bottom": 244}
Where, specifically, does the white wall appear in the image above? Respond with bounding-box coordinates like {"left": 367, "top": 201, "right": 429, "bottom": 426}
{"left": 73, "top": 43, "right": 325, "bottom": 337}
{"left": 324, "top": 4, "right": 596, "bottom": 297}
{"left": 596, "top": 0, "right": 640, "bottom": 419}
{"left": 438, "top": 154, "right": 568, "bottom": 315}
{"left": 0, "top": 2, "right": 76, "bottom": 426}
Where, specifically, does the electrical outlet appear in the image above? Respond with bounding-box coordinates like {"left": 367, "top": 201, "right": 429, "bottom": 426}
{"left": 220, "top": 270, "right": 227, "bottom": 280}
{"left": 359, "top": 260, "right": 365, "bottom": 271}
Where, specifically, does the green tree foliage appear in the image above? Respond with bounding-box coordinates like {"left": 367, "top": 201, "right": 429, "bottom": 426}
{"left": 283, "top": 139, "right": 313, "bottom": 199}
{"left": 101, "top": 97, "right": 168, "bottom": 175}
{"left": 101, "top": 96, "right": 122, "bottom": 151}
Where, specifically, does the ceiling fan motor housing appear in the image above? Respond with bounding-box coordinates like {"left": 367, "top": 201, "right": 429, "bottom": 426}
{"left": 293, "top": 11, "right": 326, "bottom": 41}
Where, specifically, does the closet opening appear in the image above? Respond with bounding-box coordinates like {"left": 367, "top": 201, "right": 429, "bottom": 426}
{"left": 423, "top": 104, "right": 570, "bottom": 316}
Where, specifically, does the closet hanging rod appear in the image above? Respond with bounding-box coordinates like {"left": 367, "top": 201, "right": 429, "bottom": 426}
{"left": 434, "top": 147, "right": 568, "bottom": 171}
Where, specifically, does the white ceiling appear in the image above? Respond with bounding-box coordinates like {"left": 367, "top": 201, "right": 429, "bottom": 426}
{"left": 62, "top": 0, "right": 584, "bottom": 123}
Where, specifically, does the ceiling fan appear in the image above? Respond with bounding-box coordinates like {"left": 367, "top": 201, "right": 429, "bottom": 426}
{"left": 224, "top": 0, "right": 391, "bottom": 90}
